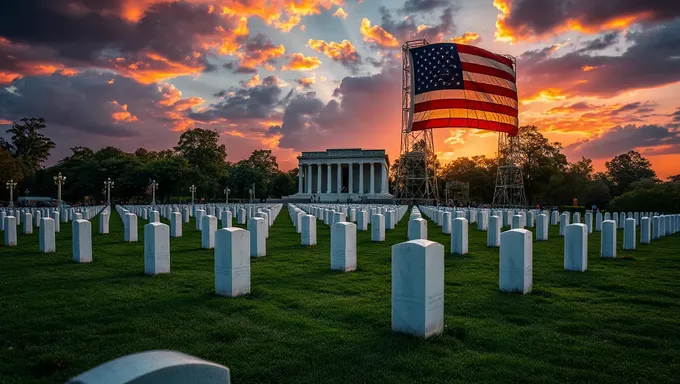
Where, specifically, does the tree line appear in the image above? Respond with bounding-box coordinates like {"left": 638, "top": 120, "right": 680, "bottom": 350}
{"left": 0, "top": 119, "right": 678, "bottom": 211}
{"left": 0, "top": 118, "right": 297, "bottom": 204}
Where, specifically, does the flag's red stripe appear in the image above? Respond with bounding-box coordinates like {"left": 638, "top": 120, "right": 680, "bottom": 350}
{"left": 461, "top": 62, "right": 515, "bottom": 83}
{"left": 464, "top": 81, "right": 517, "bottom": 101}
{"left": 414, "top": 99, "right": 518, "bottom": 117}
{"left": 412, "top": 118, "right": 518, "bottom": 135}
{"left": 456, "top": 44, "right": 514, "bottom": 68}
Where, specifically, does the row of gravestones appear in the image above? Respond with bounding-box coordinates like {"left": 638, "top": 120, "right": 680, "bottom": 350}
{"left": 1, "top": 206, "right": 105, "bottom": 253}
{"left": 286, "top": 204, "right": 409, "bottom": 270}
{"left": 419, "top": 206, "right": 680, "bottom": 246}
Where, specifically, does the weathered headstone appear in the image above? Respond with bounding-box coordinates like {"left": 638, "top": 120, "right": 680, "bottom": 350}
{"left": 499, "top": 229, "right": 532, "bottom": 294}
{"left": 391, "top": 240, "right": 444, "bottom": 338}
{"left": 144, "top": 222, "right": 170, "bottom": 275}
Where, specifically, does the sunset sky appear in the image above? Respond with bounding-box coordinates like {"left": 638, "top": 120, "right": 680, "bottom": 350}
{"left": 1, "top": 0, "right": 679, "bottom": 178}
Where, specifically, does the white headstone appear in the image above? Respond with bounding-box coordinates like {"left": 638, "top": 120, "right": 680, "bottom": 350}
{"left": 51, "top": 211, "right": 60, "bottom": 233}
{"left": 247, "top": 217, "right": 266, "bottom": 258}
{"left": 487, "top": 216, "right": 501, "bottom": 247}
{"left": 150, "top": 210, "right": 160, "bottom": 223}
{"left": 601, "top": 220, "right": 616, "bottom": 259}
{"left": 595, "top": 211, "right": 603, "bottom": 231}
{"left": 584, "top": 212, "right": 593, "bottom": 233}
{"left": 442, "top": 212, "right": 452, "bottom": 234}
{"left": 125, "top": 213, "right": 138, "bottom": 242}
{"left": 195, "top": 210, "right": 206, "bottom": 231}
{"left": 640, "top": 217, "right": 651, "bottom": 244}
{"left": 215, "top": 227, "right": 250, "bottom": 297}
{"left": 623, "top": 218, "right": 636, "bottom": 250}
{"left": 4, "top": 216, "right": 17, "bottom": 246}
{"left": 201, "top": 215, "right": 217, "bottom": 249}
{"left": 408, "top": 218, "right": 427, "bottom": 241}
{"left": 511, "top": 214, "right": 523, "bottom": 229}
{"left": 391, "top": 240, "right": 444, "bottom": 338}
{"left": 23, "top": 212, "right": 33, "bottom": 235}
{"left": 371, "top": 214, "right": 385, "bottom": 242}
{"left": 536, "top": 213, "right": 549, "bottom": 241}
{"left": 559, "top": 213, "right": 570, "bottom": 236}
{"left": 357, "top": 211, "right": 369, "bottom": 231}
{"left": 144, "top": 222, "right": 170, "bottom": 275}
{"left": 170, "top": 212, "right": 182, "bottom": 238}
{"left": 100, "top": 212, "right": 109, "bottom": 234}
{"left": 39, "top": 217, "right": 56, "bottom": 253}
{"left": 499, "top": 229, "right": 532, "bottom": 294}
{"left": 551, "top": 211, "right": 559, "bottom": 225}
{"left": 301, "top": 214, "right": 317, "bottom": 245}
{"left": 564, "top": 223, "right": 587, "bottom": 272}
{"left": 72, "top": 219, "right": 92, "bottom": 263}
{"left": 331, "top": 222, "right": 357, "bottom": 272}
{"left": 451, "top": 217, "right": 468, "bottom": 255}
{"left": 477, "top": 210, "right": 488, "bottom": 231}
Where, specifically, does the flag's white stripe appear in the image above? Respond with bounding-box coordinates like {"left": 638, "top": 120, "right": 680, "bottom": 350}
{"left": 459, "top": 52, "right": 515, "bottom": 77}
{"left": 462, "top": 71, "right": 517, "bottom": 92}
{"left": 412, "top": 108, "right": 518, "bottom": 125}
{"left": 414, "top": 90, "right": 518, "bottom": 110}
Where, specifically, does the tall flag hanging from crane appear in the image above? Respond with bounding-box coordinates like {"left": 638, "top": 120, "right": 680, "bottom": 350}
{"left": 408, "top": 43, "right": 518, "bottom": 136}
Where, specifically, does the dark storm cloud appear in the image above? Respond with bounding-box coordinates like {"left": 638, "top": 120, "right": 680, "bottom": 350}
{"left": 565, "top": 124, "right": 680, "bottom": 158}
{"left": 400, "top": 0, "right": 450, "bottom": 13}
{"left": 576, "top": 32, "right": 620, "bottom": 53}
{"left": 376, "top": 5, "right": 456, "bottom": 48}
{"left": 499, "top": 0, "right": 680, "bottom": 38}
{"left": 517, "top": 19, "right": 680, "bottom": 98}
{"left": 188, "top": 82, "right": 283, "bottom": 123}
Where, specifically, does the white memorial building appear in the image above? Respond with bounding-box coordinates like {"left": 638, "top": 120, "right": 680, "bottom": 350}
{"left": 285, "top": 149, "right": 393, "bottom": 203}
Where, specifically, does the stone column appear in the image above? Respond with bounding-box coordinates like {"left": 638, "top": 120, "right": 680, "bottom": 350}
{"left": 337, "top": 162, "right": 342, "bottom": 193}
{"left": 317, "top": 162, "right": 322, "bottom": 194}
{"left": 359, "top": 162, "right": 364, "bottom": 194}
{"left": 370, "top": 162, "right": 375, "bottom": 194}
{"left": 349, "top": 163, "right": 354, "bottom": 194}
{"left": 306, "top": 163, "right": 312, "bottom": 194}
{"left": 298, "top": 164, "right": 303, "bottom": 194}
{"left": 381, "top": 161, "right": 389, "bottom": 194}
{"left": 326, "top": 163, "right": 332, "bottom": 194}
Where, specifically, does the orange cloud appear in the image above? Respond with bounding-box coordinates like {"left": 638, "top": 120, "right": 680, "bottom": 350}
{"left": 360, "top": 18, "right": 399, "bottom": 48}
{"left": 307, "top": 39, "right": 358, "bottom": 63}
{"left": 582, "top": 65, "right": 598, "bottom": 72}
{"left": 332, "top": 7, "right": 348, "bottom": 19}
{"left": 521, "top": 88, "right": 567, "bottom": 105}
{"left": 111, "top": 101, "right": 139, "bottom": 123}
{"left": 281, "top": 53, "right": 321, "bottom": 71}
{"left": 450, "top": 32, "right": 481, "bottom": 45}
{"left": 156, "top": 83, "right": 205, "bottom": 131}
{"left": 296, "top": 76, "right": 316, "bottom": 89}
{"left": 221, "top": 0, "right": 343, "bottom": 32}
{"left": 108, "top": 52, "right": 204, "bottom": 84}
{"left": 234, "top": 42, "right": 285, "bottom": 71}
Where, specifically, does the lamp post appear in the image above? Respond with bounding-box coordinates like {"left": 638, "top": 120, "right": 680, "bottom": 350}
{"left": 224, "top": 187, "right": 230, "bottom": 204}
{"left": 53, "top": 172, "right": 66, "bottom": 208}
{"left": 150, "top": 180, "right": 159, "bottom": 205}
{"left": 104, "top": 178, "right": 114, "bottom": 206}
{"left": 5, "top": 179, "right": 17, "bottom": 208}
{"left": 189, "top": 184, "right": 197, "bottom": 205}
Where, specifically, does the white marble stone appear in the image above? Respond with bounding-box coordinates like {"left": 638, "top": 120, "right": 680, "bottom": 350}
{"left": 50, "top": 211, "right": 60, "bottom": 233}
{"left": 551, "top": 210, "right": 559, "bottom": 225}
{"left": 499, "top": 229, "right": 532, "bottom": 294}
{"left": 595, "top": 211, "right": 603, "bottom": 231}
{"left": 487, "top": 216, "right": 501, "bottom": 247}
{"left": 357, "top": 211, "right": 368, "bottom": 231}
{"left": 584, "top": 212, "right": 593, "bottom": 233}
{"left": 371, "top": 214, "right": 385, "bottom": 242}
{"left": 511, "top": 214, "right": 523, "bottom": 229}
{"left": 295, "top": 212, "right": 304, "bottom": 234}
{"left": 170, "top": 212, "right": 182, "bottom": 238}
{"left": 385, "top": 211, "right": 395, "bottom": 230}
{"left": 536, "top": 213, "right": 549, "bottom": 241}
{"left": 331, "top": 222, "right": 357, "bottom": 272}
{"left": 559, "top": 213, "right": 570, "bottom": 236}
{"left": 99, "top": 212, "right": 109, "bottom": 234}
{"left": 564, "top": 223, "right": 587, "bottom": 272}
{"left": 215, "top": 228, "right": 250, "bottom": 297}
{"left": 391, "top": 239, "right": 444, "bottom": 338}
{"left": 4, "top": 216, "right": 17, "bottom": 246}
{"left": 601, "top": 220, "right": 617, "bottom": 259}
{"left": 255, "top": 212, "right": 269, "bottom": 238}
{"left": 125, "top": 213, "right": 138, "bottom": 242}
{"left": 442, "top": 212, "right": 452, "bottom": 234}
{"left": 247, "top": 217, "right": 267, "bottom": 258}
{"left": 34, "top": 211, "right": 41, "bottom": 227}
{"left": 408, "top": 218, "right": 427, "bottom": 240}
{"left": 477, "top": 210, "right": 488, "bottom": 231}
{"left": 72, "top": 219, "right": 92, "bottom": 263}
{"left": 527, "top": 211, "right": 535, "bottom": 228}
{"left": 623, "top": 218, "right": 636, "bottom": 250}
{"left": 451, "top": 218, "right": 468, "bottom": 255}
{"left": 144, "top": 222, "right": 170, "bottom": 275}
{"left": 619, "top": 212, "right": 626, "bottom": 228}
{"left": 65, "top": 350, "right": 232, "bottom": 384}
{"left": 221, "top": 210, "right": 233, "bottom": 229}
{"left": 23, "top": 212, "right": 33, "bottom": 235}
{"left": 237, "top": 208, "right": 246, "bottom": 224}
{"left": 201, "top": 215, "right": 217, "bottom": 249}
{"left": 302, "top": 214, "right": 317, "bottom": 245}
{"left": 640, "top": 217, "right": 651, "bottom": 244}
{"left": 573, "top": 212, "right": 581, "bottom": 224}
{"left": 39, "top": 217, "right": 56, "bottom": 253}
{"left": 149, "top": 210, "right": 160, "bottom": 223}
{"left": 195, "top": 209, "right": 206, "bottom": 231}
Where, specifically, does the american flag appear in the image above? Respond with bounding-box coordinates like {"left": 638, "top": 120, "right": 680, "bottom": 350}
{"left": 408, "top": 43, "right": 518, "bottom": 136}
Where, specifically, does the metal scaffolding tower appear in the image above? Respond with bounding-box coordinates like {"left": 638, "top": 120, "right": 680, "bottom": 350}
{"left": 394, "top": 39, "right": 439, "bottom": 203}
{"left": 492, "top": 132, "right": 527, "bottom": 207}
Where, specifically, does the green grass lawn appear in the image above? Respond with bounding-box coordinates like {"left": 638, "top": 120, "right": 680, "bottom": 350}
{"left": 1, "top": 206, "right": 680, "bottom": 383}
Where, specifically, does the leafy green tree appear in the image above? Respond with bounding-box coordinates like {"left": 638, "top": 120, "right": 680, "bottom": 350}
{"left": 605, "top": 150, "right": 657, "bottom": 195}
{"left": 0, "top": 118, "right": 56, "bottom": 175}
{"left": 174, "top": 128, "right": 228, "bottom": 197}
{"left": 439, "top": 155, "right": 497, "bottom": 203}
